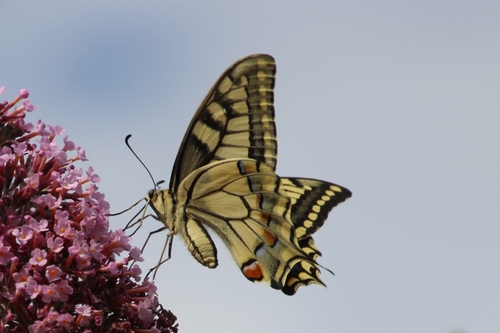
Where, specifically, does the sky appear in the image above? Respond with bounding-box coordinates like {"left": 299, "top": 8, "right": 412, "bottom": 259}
{"left": 2, "top": 1, "right": 500, "bottom": 332}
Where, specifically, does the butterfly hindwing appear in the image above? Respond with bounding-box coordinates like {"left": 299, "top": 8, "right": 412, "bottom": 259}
{"left": 282, "top": 178, "right": 352, "bottom": 240}
{"left": 169, "top": 54, "right": 277, "bottom": 191}
{"left": 175, "top": 158, "right": 324, "bottom": 291}
{"left": 279, "top": 178, "right": 352, "bottom": 295}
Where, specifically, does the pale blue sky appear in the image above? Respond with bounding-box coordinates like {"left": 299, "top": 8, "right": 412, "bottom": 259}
{"left": 2, "top": 1, "right": 500, "bottom": 332}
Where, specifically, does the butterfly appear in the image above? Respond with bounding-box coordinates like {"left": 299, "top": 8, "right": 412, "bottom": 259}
{"left": 148, "top": 54, "right": 351, "bottom": 295}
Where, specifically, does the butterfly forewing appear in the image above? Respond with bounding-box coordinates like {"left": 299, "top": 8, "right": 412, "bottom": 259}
{"left": 169, "top": 54, "right": 277, "bottom": 191}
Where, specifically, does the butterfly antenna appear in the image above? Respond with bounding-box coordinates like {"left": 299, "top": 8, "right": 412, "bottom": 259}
{"left": 125, "top": 134, "right": 158, "bottom": 189}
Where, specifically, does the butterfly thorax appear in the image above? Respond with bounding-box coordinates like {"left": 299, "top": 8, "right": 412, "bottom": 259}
{"left": 148, "top": 189, "right": 177, "bottom": 232}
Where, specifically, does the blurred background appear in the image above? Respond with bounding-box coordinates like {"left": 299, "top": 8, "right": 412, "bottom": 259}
{"left": 2, "top": 1, "right": 499, "bottom": 332}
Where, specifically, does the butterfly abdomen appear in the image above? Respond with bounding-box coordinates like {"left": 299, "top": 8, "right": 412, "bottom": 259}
{"left": 180, "top": 215, "right": 218, "bottom": 268}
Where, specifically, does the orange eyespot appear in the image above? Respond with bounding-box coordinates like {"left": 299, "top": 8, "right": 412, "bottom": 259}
{"left": 242, "top": 260, "right": 264, "bottom": 281}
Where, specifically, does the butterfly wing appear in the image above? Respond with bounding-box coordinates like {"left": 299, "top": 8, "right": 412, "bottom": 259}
{"left": 175, "top": 158, "right": 323, "bottom": 293}
{"left": 280, "top": 178, "right": 352, "bottom": 294}
{"left": 282, "top": 178, "right": 352, "bottom": 240}
{"left": 169, "top": 54, "right": 277, "bottom": 191}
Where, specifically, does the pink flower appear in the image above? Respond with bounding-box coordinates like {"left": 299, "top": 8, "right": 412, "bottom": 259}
{"left": 86, "top": 166, "right": 100, "bottom": 183}
{"left": 1, "top": 87, "right": 178, "bottom": 332}
{"left": 11, "top": 225, "right": 33, "bottom": 245}
{"left": 0, "top": 149, "right": 14, "bottom": 164}
{"left": 56, "top": 313, "right": 74, "bottom": 331}
{"left": 13, "top": 267, "right": 30, "bottom": 287}
{"left": 53, "top": 218, "right": 72, "bottom": 238}
{"left": 34, "top": 119, "right": 50, "bottom": 136}
{"left": 34, "top": 193, "right": 62, "bottom": 210}
{"left": 88, "top": 239, "right": 104, "bottom": 260}
{"left": 62, "top": 135, "right": 75, "bottom": 151}
{"left": 49, "top": 125, "right": 64, "bottom": 136}
{"left": 0, "top": 243, "right": 15, "bottom": 265}
{"left": 23, "top": 173, "right": 40, "bottom": 189}
{"left": 130, "top": 246, "right": 144, "bottom": 261}
{"left": 25, "top": 278, "right": 42, "bottom": 299}
{"left": 107, "top": 262, "right": 119, "bottom": 275}
{"left": 41, "top": 283, "right": 59, "bottom": 303}
{"left": 75, "top": 304, "right": 92, "bottom": 316}
{"left": 23, "top": 99, "right": 35, "bottom": 111}
{"left": 77, "top": 146, "right": 87, "bottom": 161}
{"left": 47, "top": 236, "right": 64, "bottom": 253}
{"left": 28, "top": 320, "right": 48, "bottom": 333}
{"left": 69, "top": 240, "right": 93, "bottom": 269}
{"left": 27, "top": 216, "right": 49, "bottom": 232}
{"left": 29, "top": 248, "right": 48, "bottom": 267}
{"left": 104, "top": 229, "right": 132, "bottom": 255}
{"left": 12, "top": 142, "right": 27, "bottom": 155}
{"left": 138, "top": 299, "right": 154, "bottom": 321}
{"left": 46, "top": 311, "right": 59, "bottom": 323}
{"left": 54, "top": 280, "right": 73, "bottom": 302}
{"left": 45, "top": 265, "right": 63, "bottom": 282}
{"left": 129, "top": 264, "right": 143, "bottom": 281}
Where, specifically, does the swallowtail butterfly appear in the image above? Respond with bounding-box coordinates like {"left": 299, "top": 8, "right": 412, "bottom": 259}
{"left": 148, "top": 54, "right": 351, "bottom": 295}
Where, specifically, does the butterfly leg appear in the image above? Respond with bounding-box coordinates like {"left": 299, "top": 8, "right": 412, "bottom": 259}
{"left": 144, "top": 229, "right": 174, "bottom": 280}
{"left": 159, "top": 231, "right": 175, "bottom": 267}
{"left": 124, "top": 199, "right": 154, "bottom": 233}
{"left": 109, "top": 197, "right": 151, "bottom": 235}
{"left": 109, "top": 197, "right": 147, "bottom": 217}
{"left": 126, "top": 213, "right": 156, "bottom": 237}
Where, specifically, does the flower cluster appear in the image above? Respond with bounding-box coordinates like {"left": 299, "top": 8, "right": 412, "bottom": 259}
{"left": 0, "top": 87, "right": 178, "bottom": 332}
